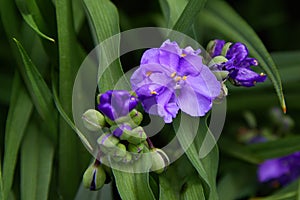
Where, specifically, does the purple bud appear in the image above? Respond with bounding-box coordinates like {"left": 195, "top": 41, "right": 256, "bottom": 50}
{"left": 97, "top": 90, "right": 138, "bottom": 121}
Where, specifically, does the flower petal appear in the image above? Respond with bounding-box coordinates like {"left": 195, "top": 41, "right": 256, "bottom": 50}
{"left": 186, "top": 68, "right": 221, "bottom": 98}
{"left": 176, "top": 84, "right": 213, "bottom": 117}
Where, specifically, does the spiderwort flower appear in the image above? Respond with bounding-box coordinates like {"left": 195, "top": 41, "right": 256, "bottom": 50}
{"left": 207, "top": 39, "right": 267, "bottom": 87}
{"left": 97, "top": 90, "right": 138, "bottom": 121}
{"left": 131, "top": 40, "right": 221, "bottom": 123}
{"left": 258, "top": 151, "right": 300, "bottom": 186}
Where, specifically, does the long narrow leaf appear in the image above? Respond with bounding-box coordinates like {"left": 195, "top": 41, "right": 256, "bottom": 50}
{"left": 173, "top": 113, "right": 212, "bottom": 199}
{"left": 51, "top": 76, "right": 93, "bottom": 152}
{"left": 180, "top": 178, "right": 205, "bottom": 200}
{"left": 201, "top": 0, "right": 286, "bottom": 113}
{"left": 111, "top": 155, "right": 155, "bottom": 200}
{"left": 13, "top": 38, "right": 56, "bottom": 139}
{"left": 20, "top": 122, "right": 54, "bottom": 200}
{"left": 246, "top": 136, "right": 300, "bottom": 160}
{"left": 83, "top": 0, "right": 124, "bottom": 92}
{"left": 0, "top": 153, "right": 3, "bottom": 200}
{"left": 172, "top": 0, "right": 207, "bottom": 33}
{"left": 56, "top": 0, "right": 89, "bottom": 198}
{"left": 2, "top": 73, "right": 33, "bottom": 200}
{"left": 15, "top": 0, "right": 54, "bottom": 42}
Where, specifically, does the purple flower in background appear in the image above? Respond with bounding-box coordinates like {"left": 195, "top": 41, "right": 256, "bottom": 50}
{"left": 97, "top": 90, "right": 138, "bottom": 121}
{"left": 131, "top": 39, "right": 221, "bottom": 123}
{"left": 208, "top": 39, "right": 267, "bottom": 87}
{"left": 258, "top": 151, "right": 300, "bottom": 186}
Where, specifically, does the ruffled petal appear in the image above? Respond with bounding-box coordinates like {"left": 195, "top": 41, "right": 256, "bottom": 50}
{"left": 176, "top": 85, "right": 213, "bottom": 117}
{"left": 231, "top": 68, "right": 267, "bottom": 87}
{"left": 186, "top": 68, "right": 221, "bottom": 99}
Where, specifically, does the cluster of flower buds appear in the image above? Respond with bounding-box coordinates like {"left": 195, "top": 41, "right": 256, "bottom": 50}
{"left": 82, "top": 90, "right": 170, "bottom": 190}
{"left": 206, "top": 39, "right": 267, "bottom": 87}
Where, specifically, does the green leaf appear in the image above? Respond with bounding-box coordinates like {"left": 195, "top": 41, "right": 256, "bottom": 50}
{"left": 173, "top": 113, "right": 217, "bottom": 199}
{"left": 0, "top": 154, "right": 3, "bottom": 200}
{"left": 159, "top": 174, "right": 179, "bottom": 200}
{"left": 159, "top": 0, "right": 187, "bottom": 27}
{"left": 112, "top": 156, "right": 155, "bottom": 200}
{"left": 56, "top": 0, "right": 89, "bottom": 198}
{"left": 158, "top": 155, "right": 194, "bottom": 200}
{"left": 180, "top": 178, "right": 205, "bottom": 200}
{"left": 83, "top": 0, "right": 124, "bottom": 92}
{"left": 246, "top": 136, "right": 300, "bottom": 160}
{"left": 51, "top": 75, "right": 93, "bottom": 152}
{"left": 172, "top": 0, "right": 207, "bottom": 33}
{"left": 74, "top": 183, "right": 113, "bottom": 200}
{"left": 2, "top": 73, "right": 33, "bottom": 200}
{"left": 13, "top": 38, "right": 57, "bottom": 139}
{"left": 201, "top": 0, "right": 286, "bottom": 113}
{"left": 219, "top": 137, "right": 261, "bottom": 164}
{"left": 15, "top": 0, "right": 55, "bottom": 42}
{"left": 20, "top": 122, "right": 54, "bottom": 200}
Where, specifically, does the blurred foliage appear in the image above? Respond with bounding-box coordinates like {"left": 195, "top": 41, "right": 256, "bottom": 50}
{"left": 0, "top": 0, "right": 299, "bottom": 199}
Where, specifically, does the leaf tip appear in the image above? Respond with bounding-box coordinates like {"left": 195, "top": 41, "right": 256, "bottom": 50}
{"left": 281, "top": 96, "right": 287, "bottom": 114}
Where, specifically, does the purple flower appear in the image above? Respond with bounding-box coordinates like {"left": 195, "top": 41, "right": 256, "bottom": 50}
{"left": 209, "top": 39, "right": 267, "bottom": 87}
{"left": 97, "top": 90, "right": 138, "bottom": 121}
{"left": 131, "top": 40, "right": 221, "bottom": 123}
{"left": 258, "top": 151, "right": 300, "bottom": 186}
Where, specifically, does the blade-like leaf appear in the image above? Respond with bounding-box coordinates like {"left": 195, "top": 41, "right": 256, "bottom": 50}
{"left": 13, "top": 38, "right": 56, "bottom": 139}
{"left": 159, "top": 151, "right": 207, "bottom": 200}
{"left": 173, "top": 113, "right": 214, "bottom": 199}
{"left": 159, "top": 174, "right": 179, "bottom": 200}
{"left": 180, "top": 178, "right": 205, "bottom": 200}
{"left": 51, "top": 75, "right": 93, "bottom": 152}
{"left": 83, "top": 0, "right": 124, "bottom": 92}
{"left": 56, "top": 0, "right": 90, "bottom": 198}
{"left": 74, "top": 182, "right": 113, "bottom": 200}
{"left": 20, "top": 122, "right": 54, "bottom": 200}
{"left": 201, "top": 0, "right": 286, "bottom": 113}
{"left": 15, "top": 0, "right": 55, "bottom": 42}
{"left": 159, "top": 0, "right": 187, "bottom": 28}
{"left": 219, "top": 137, "right": 263, "bottom": 164}
{"left": 172, "top": 0, "right": 207, "bottom": 33}
{"left": 246, "top": 136, "right": 300, "bottom": 161}
{"left": 2, "top": 73, "right": 33, "bottom": 200}
{"left": 0, "top": 154, "right": 3, "bottom": 200}
{"left": 112, "top": 155, "right": 155, "bottom": 200}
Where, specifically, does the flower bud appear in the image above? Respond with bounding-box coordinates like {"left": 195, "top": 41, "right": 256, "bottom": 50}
{"left": 206, "top": 39, "right": 225, "bottom": 57}
{"left": 128, "top": 143, "right": 145, "bottom": 160}
{"left": 208, "top": 56, "right": 228, "bottom": 68}
{"left": 150, "top": 148, "right": 170, "bottom": 174}
{"left": 112, "top": 109, "right": 143, "bottom": 128}
{"left": 83, "top": 161, "right": 106, "bottom": 191}
{"left": 113, "top": 143, "right": 127, "bottom": 158}
{"left": 120, "top": 126, "right": 147, "bottom": 145}
{"left": 129, "top": 109, "right": 143, "bottom": 127}
{"left": 97, "top": 133, "right": 119, "bottom": 149}
{"left": 82, "top": 109, "right": 105, "bottom": 131}
{"left": 214, "top": 82, "right": 228, "bottom": 103}
{"left": 122, "top": 152, "right": 132, "bottom": 163}
{"left": 221, "top": 42, "right": 232, "bottom": 56}
{"left": 111, "top": 124, "right": 132, "bottom": 138}
{"left": 128, "top": 143, "right": 144, "bottom": 153}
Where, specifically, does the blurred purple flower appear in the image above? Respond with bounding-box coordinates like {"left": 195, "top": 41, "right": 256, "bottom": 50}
{"left": 131, "top": 40, "right": 221, "bottom": 123}
{"left": 258, "top": 151, "right": 300, "bottom": 186}
{"left": 97, "top": 90, "right": 138, "bottom": 121}
{"left": 209, "top": 39, "right": 267, "bottom": 87}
